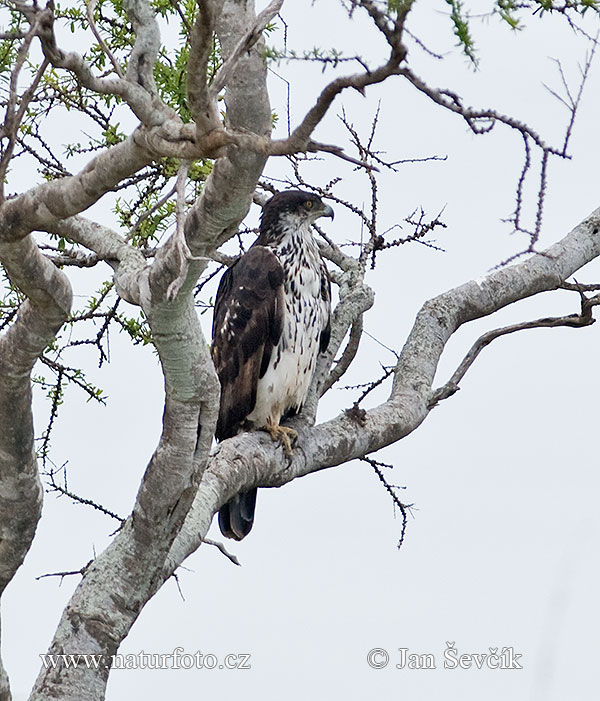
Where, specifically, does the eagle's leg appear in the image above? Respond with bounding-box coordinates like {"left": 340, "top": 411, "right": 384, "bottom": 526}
{"left": 264, "top": 420, "right": 297, "bottom": 456}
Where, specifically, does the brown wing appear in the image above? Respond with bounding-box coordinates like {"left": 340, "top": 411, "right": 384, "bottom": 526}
{"left": 319, "top": 261, "right": 331, "bottom": 353}
{"left": 211, "top": 245, "right": 284, "bottom": 440}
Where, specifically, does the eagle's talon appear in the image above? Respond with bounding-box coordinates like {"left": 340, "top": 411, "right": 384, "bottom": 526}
{"left": 265, "top": 422, "right": 297, "bottom": 457}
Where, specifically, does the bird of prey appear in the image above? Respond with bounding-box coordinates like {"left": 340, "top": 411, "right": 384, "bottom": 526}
{"left": 211, "top": 190, "right": 333, "bottom": 540}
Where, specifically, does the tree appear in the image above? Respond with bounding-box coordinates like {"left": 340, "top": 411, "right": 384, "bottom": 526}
{"left": 1, "top": 0, "right": 599, "bottom": 699}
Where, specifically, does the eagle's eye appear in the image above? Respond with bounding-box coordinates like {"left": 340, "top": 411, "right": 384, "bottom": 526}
{"left": 304, "top": 200, "right": 314, "bottom": 209}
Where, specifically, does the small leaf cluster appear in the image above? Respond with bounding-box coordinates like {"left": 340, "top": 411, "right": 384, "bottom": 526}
{"left": 446, "top": 0, "right": 478, "bottom": 65}
{"left": 497, "top": 0, "right": 598, "bottom": 28}
{"left": 439, "top": 1, "right": 599, "bottom": 63}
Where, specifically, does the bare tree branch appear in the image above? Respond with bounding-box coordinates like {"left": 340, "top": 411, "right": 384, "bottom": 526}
{"left": 0, "top": 133, "right": 154, "bottom": 242}
{"left": 208, "top": 0, "right": 284, "bottom": 99}
{"left": 26, "top": 1, "right": 163, "bottom": 125}
{"left": 86, "top": 0, "right": 124, "bottom": 79}
{"left": 429, "top": 305, "right": 597, "bottom": 408}
{"left": 202, "top": 538, "right": 241, "bottom": 566}
{"left": 182, "top": 0, "right": 273, "bottom": 257}
{"left": 123, "top": 0, "right": 161, "bottom": 93}
{"left": 0, "top": 235, "right": 72, "bottom": 701}
{"left": 186, "top": 0, "right": 223, "bottom": 134}
{"left": 321, "top": 316, "right": 364, "bottom": 394}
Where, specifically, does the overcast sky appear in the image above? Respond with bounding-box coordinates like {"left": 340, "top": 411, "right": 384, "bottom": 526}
{"left": 3, "top": 2, "right": 600, "bottom": 700}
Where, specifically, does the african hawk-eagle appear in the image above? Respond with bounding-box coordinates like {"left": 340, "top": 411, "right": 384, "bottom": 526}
{"left": 211, "top": 190, "right": 334, "bottom": 540}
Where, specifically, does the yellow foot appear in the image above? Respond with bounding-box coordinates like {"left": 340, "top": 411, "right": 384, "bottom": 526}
{"left": 264, "top": 422, "right": 297, "bottom": 457}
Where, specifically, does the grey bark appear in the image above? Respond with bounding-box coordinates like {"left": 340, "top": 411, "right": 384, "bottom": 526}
{"left": 0, "top": 238, "right": 72, "bottom": 701}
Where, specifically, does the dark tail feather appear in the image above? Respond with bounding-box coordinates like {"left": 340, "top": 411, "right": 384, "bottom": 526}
{"left": 218, "top": 488, "right": 257, "bottom": 541}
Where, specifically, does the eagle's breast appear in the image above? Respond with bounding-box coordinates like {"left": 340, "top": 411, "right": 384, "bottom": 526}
{"left": 245, "top": 223, "right": 329, "bottom": 427}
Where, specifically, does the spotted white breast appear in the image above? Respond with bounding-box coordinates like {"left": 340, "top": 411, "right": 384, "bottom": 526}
{"left": 246, "top": 220, "right": 329, "bottom": 427}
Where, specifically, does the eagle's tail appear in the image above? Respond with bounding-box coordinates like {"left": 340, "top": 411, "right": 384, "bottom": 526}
{"left": 218, "top": 488, "right": 257, "bottom": 541}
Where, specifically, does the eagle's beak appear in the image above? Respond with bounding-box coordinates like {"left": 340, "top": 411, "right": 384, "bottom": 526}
{"left": 320, "top": 204, "right": 334, "bottom": 220}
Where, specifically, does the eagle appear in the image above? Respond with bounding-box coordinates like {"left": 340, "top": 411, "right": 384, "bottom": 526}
{"left": 211, "top": 190, "right": 334, "bottom": 540}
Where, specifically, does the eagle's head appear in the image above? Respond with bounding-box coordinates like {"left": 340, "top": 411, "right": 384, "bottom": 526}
{"left": 259, "top": 190, "right": 334, "bottom": 240}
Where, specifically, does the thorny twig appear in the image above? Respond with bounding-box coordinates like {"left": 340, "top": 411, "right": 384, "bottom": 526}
{"left": 360, "top": 456, "right": 412, "bottom": 550}
{"left": 42, "top": 460, "right": 124, "bottom": 522}
{"left": 36, "top": 560, "right": 93, "bottom": 583}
